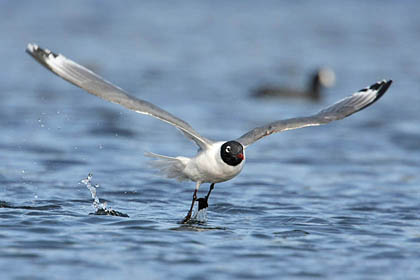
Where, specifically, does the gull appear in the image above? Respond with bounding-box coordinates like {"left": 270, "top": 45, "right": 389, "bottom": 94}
{"left": 26, "top": 43, "right": 392, "bottom": 223}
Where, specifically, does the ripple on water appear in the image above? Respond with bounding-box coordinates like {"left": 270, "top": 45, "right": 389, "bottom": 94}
{"left": 0, "top": 143, "right": 64, "bottom": 155}
{"left": 212, "top": 202, "right": 268, "bottom": 215}
{"left": 88, "top": 127, "right": 138, "bottom": 138}
{"left": 13, "top": 240, "right": 76, "bottom": 250}
{"left": 408, "top": 237, "right": 420, "bottom": 243}
{"left": 390, "top": 131, "right": 420, "bottom": 151}
{"left": 273, "top": 229, "right": 310, "bottom": 239}
{"left": 331, "top": 216, "right": 368, "bottom": 226}
{"left": 41, "top": 159, "right": 87, "bottom": 171}
{"left": 0, "top": 201, "right": 62, "bottom": 211}
{"left": 170, "top": 224, "right": 227, "bottom": 232}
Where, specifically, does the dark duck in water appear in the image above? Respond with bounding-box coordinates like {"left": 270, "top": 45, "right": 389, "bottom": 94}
{"left": 253, "top": 68, "right": 335, "bottom": 101}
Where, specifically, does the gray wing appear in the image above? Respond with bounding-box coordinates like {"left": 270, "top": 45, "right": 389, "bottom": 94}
{"left": 26, "top": 43, "right": 213, "bottom": 150}
{"left": 237, "top": 80, "right": 392, "bottom": 147}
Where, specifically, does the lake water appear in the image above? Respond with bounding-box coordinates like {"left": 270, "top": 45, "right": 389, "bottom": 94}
{"left": 1, "top": 1, "right": 420, "bottom": 279}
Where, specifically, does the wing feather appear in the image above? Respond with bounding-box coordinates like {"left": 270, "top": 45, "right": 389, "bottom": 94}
{"left": 26, "top": 43, "right": 213, "bottom": 149}
{"left": 237, "top": 80, "right": 392, "bottom": 147}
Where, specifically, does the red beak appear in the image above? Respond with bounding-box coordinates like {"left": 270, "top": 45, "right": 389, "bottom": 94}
{"left": 236, "top": 153, "right": 244, "bottom": 160}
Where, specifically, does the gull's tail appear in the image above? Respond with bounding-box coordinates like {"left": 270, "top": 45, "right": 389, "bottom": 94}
{"left": 145, "top": 152, "right": 189, "bottom": 182}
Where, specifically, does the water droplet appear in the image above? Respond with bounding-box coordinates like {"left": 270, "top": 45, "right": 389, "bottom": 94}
{"left": 80, "top": 173, "right": 128, "bottom": 217}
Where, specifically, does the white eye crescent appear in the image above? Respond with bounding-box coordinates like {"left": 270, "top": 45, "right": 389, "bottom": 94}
{"left": 225, "top": 146, "right": 231, "bottom": 153}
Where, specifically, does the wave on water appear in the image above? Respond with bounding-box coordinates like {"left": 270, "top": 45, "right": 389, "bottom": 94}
{"left": 80, "top": 173, "right": 129, "bottom": 217}
{"left": 0, "top": 201, "right": 61, "bottom": 210}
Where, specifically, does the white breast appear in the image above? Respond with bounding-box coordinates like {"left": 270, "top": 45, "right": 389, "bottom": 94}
{"left": 183, "top": 141, "right": 245, "bottom": 183}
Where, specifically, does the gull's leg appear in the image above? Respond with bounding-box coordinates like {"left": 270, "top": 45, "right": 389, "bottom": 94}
{"left": 197, "top": 183, "right": 215, "bottom": 211}
{"left": 205, "top": 183, "right": 215, "bottom": 201}
{"left": 182, "top": 182, "right": 201, "bottom": 223}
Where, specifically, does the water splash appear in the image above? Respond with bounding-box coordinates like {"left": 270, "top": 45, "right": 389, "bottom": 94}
{"left": 192, "top": 207, "right": 208, "bottom": 223}
{"left": 190, "top": 197, "right": 209, "bottom": 224}
{"left": 80, "top": 173, "right": 105, "bottom": 210}
{"left": 170, "top": 198, "right": 227, "bottom": 230}
{"left": 80, "top": 173, "right": 129, "bottom": 217}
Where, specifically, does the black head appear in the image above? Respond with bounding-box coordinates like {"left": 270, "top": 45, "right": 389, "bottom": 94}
{"left": 221, "top": 141, "right": 244, "bottom": 166}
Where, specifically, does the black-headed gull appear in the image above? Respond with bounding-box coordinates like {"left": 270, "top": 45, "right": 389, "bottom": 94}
{"left": 26, "top": 43, "right": 392, "bottom": 223}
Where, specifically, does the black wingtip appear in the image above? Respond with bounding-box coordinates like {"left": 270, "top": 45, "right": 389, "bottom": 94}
{"left": 356, "top": 80, "right": 392, "bottom": 113}
{"left": 358, "top": 79, "right": 392, "bottom": 94}
{"left": 369, "top": 81, "right": 383, "bottom": 91}
{"left": 375, "top": 79, "right": 392, "bottom": 101}
{"left": 368, "top": 80, "right": 392, "bottom": 103}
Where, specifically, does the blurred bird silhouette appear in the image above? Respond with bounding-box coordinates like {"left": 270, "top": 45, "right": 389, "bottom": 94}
{"left": 253, "top": 68, "right": 336, "bottom": 101}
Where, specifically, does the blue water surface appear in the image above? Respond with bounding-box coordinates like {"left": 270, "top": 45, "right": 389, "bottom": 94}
{"left": 1, "top": 1, "right": 420, "bottom": 279}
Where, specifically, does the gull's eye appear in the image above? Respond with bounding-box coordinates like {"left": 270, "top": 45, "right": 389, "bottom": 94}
{"left": 225, "top": 146, "right": 231, "bottom": 153}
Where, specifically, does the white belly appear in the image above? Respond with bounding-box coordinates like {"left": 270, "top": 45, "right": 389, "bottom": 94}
{"left": 182, "top": 141, "right": 245, "bottom": 183}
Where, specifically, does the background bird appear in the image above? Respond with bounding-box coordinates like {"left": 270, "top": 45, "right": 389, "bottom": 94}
{"left": 253, "top": 67, "right": 336, "bottom": 101}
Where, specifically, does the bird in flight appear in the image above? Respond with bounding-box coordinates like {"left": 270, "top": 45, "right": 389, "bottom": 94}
{"left": 26, "top": 43, "right": 392, "bottom": 223}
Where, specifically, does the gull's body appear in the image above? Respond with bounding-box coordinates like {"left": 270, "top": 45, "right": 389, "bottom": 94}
{"left": 26, "top": 43, "right": 392, "bottom": 223}
{"left": 150, "top": 141, "right": 245, "bottom": 184}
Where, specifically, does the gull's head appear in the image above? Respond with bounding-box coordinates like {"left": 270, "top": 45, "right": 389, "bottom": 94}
{"left": 221, "top": 141, "right": 244, "bottom": 166}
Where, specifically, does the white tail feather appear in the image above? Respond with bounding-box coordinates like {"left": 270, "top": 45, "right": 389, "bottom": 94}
{"left": 145, "top": 152, "right": 189, "bottom": 181}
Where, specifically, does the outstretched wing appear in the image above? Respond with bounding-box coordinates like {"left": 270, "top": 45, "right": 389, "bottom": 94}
{"left": 237, "top": 80, "right": 392, "bottom": 147}
{"left": 26, "top": 43, "right": 213, "bottom": 150}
